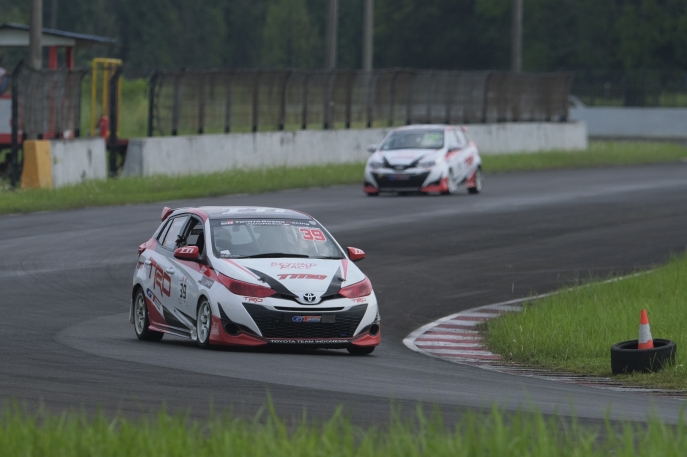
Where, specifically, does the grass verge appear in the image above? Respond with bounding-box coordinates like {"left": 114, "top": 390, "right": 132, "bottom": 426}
{"left": 1, "top": 405, "right": 687, "bottom": 457}
{"left": 1, "top": 141, "right": 686, "bottom": 216}
{"left": 481, "top": 140, "right": 687, "bottom": 173}
{"left": 485, "top": 254, "right": 687, "bottom": 390}
{"left": 0, "top": 163, "right": 365, "bottom": 215}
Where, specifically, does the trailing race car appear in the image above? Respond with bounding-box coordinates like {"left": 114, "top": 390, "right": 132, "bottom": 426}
{"left": 363, "top": 125, "right": 483, "bottom": 196}
{"left": 130, "top": 206, "right": 380, "bottom": 355}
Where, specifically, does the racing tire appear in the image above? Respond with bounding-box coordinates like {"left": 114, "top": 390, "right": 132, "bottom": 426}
{"left": 196, "top": 298, "right": 213, "bottom": 349}
{"left": 133, "top": 288, "right": 164, "bottom": 342}
{"left": 347, "top": 346, "right": 375, "bottom": 356}
{"left": 366, "top": 192, "right": 379, "bottom": 197}
{"left": 468, "top": 167, "right": 483, "bottom": 194}
{"left": 610, "top": 339, "right": 676, "bottom": 375}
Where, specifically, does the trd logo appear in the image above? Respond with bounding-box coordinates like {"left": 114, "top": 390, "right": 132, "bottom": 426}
{"left": 177, "top": 247, "right": 195, "bottom": 255}
{"left": 147, "top": 258, "right": 172, "bottom": 297}
{"left": 243, "top": 296, "right": 263, "bottom": 303}
{"left": 277, "top": 274, "right": 327, "bottom": 280}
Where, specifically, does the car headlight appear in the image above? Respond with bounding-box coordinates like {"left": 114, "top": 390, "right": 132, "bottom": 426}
{"left": 419, "top": 161, "right": 436, "bottom": 168}
{"left": 369, "top": 162, "right": 383, "bottom": 169}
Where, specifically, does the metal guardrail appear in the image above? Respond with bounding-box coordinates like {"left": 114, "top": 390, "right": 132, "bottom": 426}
{"left": 148, "top": 69, "right": 573, "bottom": 136}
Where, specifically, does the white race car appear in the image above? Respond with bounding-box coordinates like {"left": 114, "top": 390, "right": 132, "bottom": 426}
{"left": 364, "top": 125, "right": 483, "bottom": 196}
{"left": 130, "top": 206, "right": 380, "bottom": 355}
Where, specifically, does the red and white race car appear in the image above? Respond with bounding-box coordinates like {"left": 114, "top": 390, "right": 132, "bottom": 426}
{"left": 364, "top": 125, "right": 483, "bottom": 196}
{"left": 130, "top": 206, "right": 380, "bottom": 355}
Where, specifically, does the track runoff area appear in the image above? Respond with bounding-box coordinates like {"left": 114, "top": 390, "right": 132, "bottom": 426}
{"left": 1, "top": 162, "right": 686, "bottom": 426}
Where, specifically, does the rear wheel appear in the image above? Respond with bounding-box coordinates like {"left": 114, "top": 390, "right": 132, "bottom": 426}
{"left": 347, "top": 346, "right": 375, "bottom": 355}
{"left": 196, "top": 298, "right": 212, "bottom": 349}
{"left": 468, "top": 167, "right": 483, "bottom": 194}
{"left": 133, "top": 288, "right": 164, "bottom": 341}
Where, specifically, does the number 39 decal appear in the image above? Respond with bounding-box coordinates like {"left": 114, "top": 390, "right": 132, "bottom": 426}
{"left": 299, "top": 228, "right": 326, "bottom": 241}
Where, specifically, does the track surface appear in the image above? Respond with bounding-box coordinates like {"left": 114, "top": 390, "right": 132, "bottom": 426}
{"left": 2, "top": 163, "right": 686, "bottom": 425}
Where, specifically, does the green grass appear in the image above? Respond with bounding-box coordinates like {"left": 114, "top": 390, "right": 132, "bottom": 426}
{"left": 0, "top": 163, "right": 366, "bottom": 215}
{"left": 1, "top": 404, "right": 687, "bottom": 457}
{"left": 1, "top": 141, "right": 686, "bottom": 216}
{"left": 485, "top": 254, "right": 687, "bottom": 390}
{"left": 481, "top": 141, "right": 687, "bottom": 173}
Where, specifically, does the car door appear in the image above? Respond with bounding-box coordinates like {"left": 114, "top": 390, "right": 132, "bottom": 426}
{"left": 147, "top": 214, "right": 189, "bottom": 332}
{"left": 167, "top": 216, "right": 206, "bottom": 328}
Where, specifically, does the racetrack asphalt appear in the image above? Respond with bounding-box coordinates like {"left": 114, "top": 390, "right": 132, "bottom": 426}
{"left": 1, "top": 163, "right": 686, "bottom": 426}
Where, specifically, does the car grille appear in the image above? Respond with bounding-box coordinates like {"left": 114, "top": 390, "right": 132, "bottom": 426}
{"left": 372, "top": 172, "right": 429, "bottom": 189}
{"left": 243, "top": 303, "right": 368, "bottom": 339}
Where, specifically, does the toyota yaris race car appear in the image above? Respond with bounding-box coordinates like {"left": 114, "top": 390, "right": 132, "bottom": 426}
{"left": 364, "top": 125, "right": 483, "bottom": 196}
{"left": 130, "top": 206, "right": 380, "bottom": 355}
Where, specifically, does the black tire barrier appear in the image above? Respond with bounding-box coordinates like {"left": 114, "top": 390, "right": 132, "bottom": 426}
{"left": 610, "top": 339, "right": 677, "bottom": 375}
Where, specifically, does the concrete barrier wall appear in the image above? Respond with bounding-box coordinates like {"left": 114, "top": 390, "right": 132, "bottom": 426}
{"left": 49, "top": 138, "right": 107, "bottom": 187}
{"left": 122, "top": 122, "right": 587, "bottom": 177}
{"left": 570, "top": 107, "right": 687, "bottom": 139}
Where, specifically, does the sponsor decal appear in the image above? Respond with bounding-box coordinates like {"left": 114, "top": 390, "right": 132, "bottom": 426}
{"left": 270, "top": 262, "right": 316, "bottom": 270}
{"left": 243, "top": 296, "right": 263, "bottom": 303}
{"left": 464, "top": 155, "right": 474, "bottom": 165}
{"left": 308, "top": 221, "right": 317, "bottom": 225}
{"left": 222, "top": 208, "right": 286, "bottom": 214}
{"left": 147, "top": 258, "right": 172, "bottom": 297}
{"left": 277, "top": 274, "right": 327, "bottom": 280}
{"left": 190, "top": 228, "right": 203, "bottom": 235}
{"left": 199, "top": 276, "right": 215, "bottom": 288}
{"left": 351, "top": 298, "right": 367, "bottom": 304}
{"left": 299, "top": 228, "right": 326, "bottom": 241}
{"left": 268, "top": 339, "right": 350, "bottom": 344}
{"left": 292, "top": 315, "right": 321, "bottom": 323}
{"left": 221, "top": 250, "right": 232, "bottom": 257}
{"left": 177, "top": 247, "right": 196, "bottom": 255}
{"left": 220, "top": 220, "right": 234, "bottom": 225}
{"left": 350, "top": 248, "right": 365, "bottom": 256}
{"left": 146, "top": 288, "right": 164, "bottom": 314}
{"left": 211, "top": 322, "right": 220, "bottom": 336}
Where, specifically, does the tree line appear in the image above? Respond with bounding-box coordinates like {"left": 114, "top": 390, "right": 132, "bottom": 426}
{"left": 2, "top": 0, "right": 686, "bottom": 73}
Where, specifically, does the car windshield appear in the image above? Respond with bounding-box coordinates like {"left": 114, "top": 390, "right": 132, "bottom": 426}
{"left": 210, "top": 219, "right": 344, "bottom": 259}
{"left": 379, "top": 129, "right": 445, "bottom": 150}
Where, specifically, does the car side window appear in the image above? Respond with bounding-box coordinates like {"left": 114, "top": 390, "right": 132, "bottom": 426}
{"left": 161, "top": 216, "right": 190, "bottom": 250}
{"left": 183, "top": 217, "right": 206, "bottom": 256}
{"left": 453, "top": 130, "right": 467, "bottom": 147}
{"left": 446, "top": 130, "right": 458, "bottom": 150}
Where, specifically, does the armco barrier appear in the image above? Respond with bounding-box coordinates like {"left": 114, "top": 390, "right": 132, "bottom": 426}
{"left": 569, "top": 107, "right": 687, "bottom": 139}
{"left": 122, "top": 122, "right": 587, "bottom": 177}
{"left": 19, "top": 138, "right": 107, "bottom": 189}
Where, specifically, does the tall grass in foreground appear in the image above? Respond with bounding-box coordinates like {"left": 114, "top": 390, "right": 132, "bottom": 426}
{"left": 486, "top": 254, "right": 687, "bottom": 389}
{"left": 482, "top": 141, "right": 687, "bottom": 173}
{"left": 1, "top": 405, "right": 687, "bottom": 457}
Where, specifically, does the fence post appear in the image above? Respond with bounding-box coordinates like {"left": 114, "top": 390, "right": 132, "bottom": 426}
{"left": 198, "top": 73, "right": 206, "bottom": 134}
{"left": 108, "top": 66, "right": 123, "bottom": 177}
{"left": 279, "top": 71, "right": 291, "bottom": 131}
{"left": 366, "top": 72, "right": 376, "bottom": 128}
{"left": 252, "top": 71, "right": 260, "bottom": 132}
{"left": 481, "top": 72, "right": 492, "bottom": 123}
{"left": 323, "top": 71, "right": 336, "bottom": 130}
{"left": 301, "top": 73, "right": 309, "bottom": 129}
{"left": 172, "top": 71, "right": 183, "bottom": 136}
{"left": 406, "top": 71, "right": 414, "bottom": 125}
{"left": 147, "top": 71, "right": 159, "bottom": 137}
{"left": 344, "top": 71, "right": 354, "bottom": 129}
{"left": 388, "top": 70, "right": 399, "bottom": 127}
{"left": 224, "top": 71, "right": 232, "bottom": 133}
{"left": 10, "top": 61, "right": 23, "bottom": 188}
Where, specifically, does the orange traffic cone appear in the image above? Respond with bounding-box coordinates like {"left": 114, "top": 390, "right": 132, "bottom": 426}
{"left": 638, "top": 309, "right": 654, "bottom": 350}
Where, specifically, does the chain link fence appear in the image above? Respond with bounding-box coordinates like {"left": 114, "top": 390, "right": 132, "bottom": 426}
{"left": 148, "top": 69, "right": 573, "bottom": 136}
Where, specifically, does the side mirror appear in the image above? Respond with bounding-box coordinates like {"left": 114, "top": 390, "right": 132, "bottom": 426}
{"left": 366, "top": 144, "right": 378, "bottom": 153}
{"left": 174, "top": 246, "right": 199, "bottom": 261}
{"left": 347, "top": 247, "right": 365, "bottom": 262}
{"left": 161, "top": 206, "right": 173, "bottom": 221}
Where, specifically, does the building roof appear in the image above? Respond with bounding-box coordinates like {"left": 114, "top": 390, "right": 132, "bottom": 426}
{"left": 0, "top": 23, "right": 116, "bottom": 47}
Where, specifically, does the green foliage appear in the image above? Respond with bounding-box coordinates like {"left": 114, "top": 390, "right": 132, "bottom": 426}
{"left": 261, "top": 0, "right": 319, "bottom": 68}
{"left": 1, "top": 404, "right": 687, "bottom": 457}
{"left": 485, "top": 254, "right": 687, "bottom": 389}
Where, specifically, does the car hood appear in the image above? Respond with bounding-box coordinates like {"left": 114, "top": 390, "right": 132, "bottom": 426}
{"left": 213, "top": 257, "right": 365, "bottom": 304}
{"left": 373, "top": 149, "right": 440, "bottom": 166}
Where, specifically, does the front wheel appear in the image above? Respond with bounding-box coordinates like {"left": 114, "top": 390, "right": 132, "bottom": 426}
{"left": 133, "top": 288, "right": 164, "bottom": 342}
{"left": 347, "top": 346, "right": 375, "bottom": 355}
{"left": 442, "top": 171, "right": 459, "bottom": 195}
{"left": 468, "top": 168, "right": 483, "bottom": 194}
{"left": 196, "top": 298, "right": 213, "bottom": 349}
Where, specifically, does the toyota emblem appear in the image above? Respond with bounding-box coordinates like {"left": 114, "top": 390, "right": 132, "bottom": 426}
{"left": 394, "top": 165, "right": 404, "bottom": 170}
{"left": 303, "top": 293, "right": 317, "bottom": 302}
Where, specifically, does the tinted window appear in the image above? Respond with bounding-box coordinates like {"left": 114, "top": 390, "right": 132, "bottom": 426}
{"left": 161, "top": 216, "right": 189, "bottom": 250}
